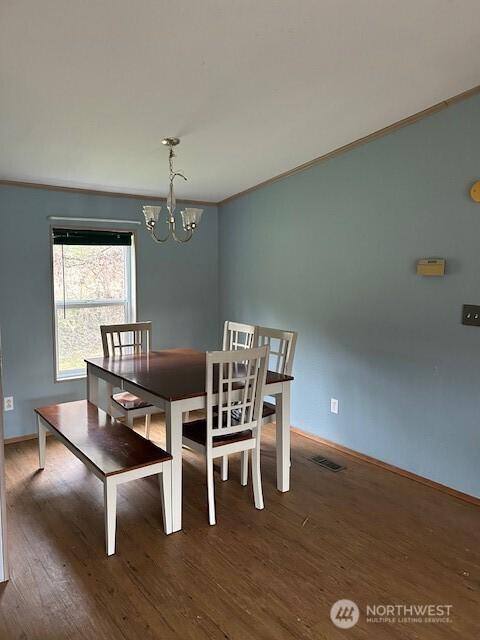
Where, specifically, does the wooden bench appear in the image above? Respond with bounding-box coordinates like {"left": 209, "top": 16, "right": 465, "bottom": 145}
{"left": 34, "top": 400, "right": 173, "bottom": 556}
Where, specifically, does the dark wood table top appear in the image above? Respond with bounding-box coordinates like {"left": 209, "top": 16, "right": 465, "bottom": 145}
{"left": 35, "top": 400, "right": 172, "bottom": 477}
{"left": 85, "top": 348, "right": 293, "bottom": 402}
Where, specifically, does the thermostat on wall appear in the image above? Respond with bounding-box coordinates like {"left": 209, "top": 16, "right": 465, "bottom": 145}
{"left": 470, "top": 181, "right": 480, "bottom": 202}
{"left": 416, "top": 258, "right": 445, "bottom": 276}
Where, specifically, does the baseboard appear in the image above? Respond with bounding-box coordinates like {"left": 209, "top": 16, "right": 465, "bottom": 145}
{"left": 291, "top": 426, "right": 480, "bottom": 507}
{"left": 5, "top": 432, "right": 52, "bottom": 445}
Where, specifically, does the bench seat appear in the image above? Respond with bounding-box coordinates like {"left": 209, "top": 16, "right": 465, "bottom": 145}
{"left": 35, "top": 400, "right": 170, "bottom": 476}
{"left": 34, "top": 400, "right": 172, "bottom": 555}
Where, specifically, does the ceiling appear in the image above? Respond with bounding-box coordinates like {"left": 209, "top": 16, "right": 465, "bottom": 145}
{"left": 1, "top": 1, "right": 479, "bottom": 203}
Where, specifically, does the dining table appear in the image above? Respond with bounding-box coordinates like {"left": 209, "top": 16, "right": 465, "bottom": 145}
{"left": 85, "top": 348, "right": 293, "bottom": 533}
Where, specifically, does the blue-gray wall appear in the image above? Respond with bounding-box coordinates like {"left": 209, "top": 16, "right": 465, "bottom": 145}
{"left": 0, "top": 186, "right": 218, "bottom": 438}
{"left": 2, "top": 95, "right": 480, "bottom": 497}
{"left": 219, "top": 95, "right": 480, "bottom": 498}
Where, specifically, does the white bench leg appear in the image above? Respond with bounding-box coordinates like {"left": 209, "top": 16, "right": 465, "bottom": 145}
{"left": 240, "top": 450, "right": 249, "bottom": 486}
{"left": 159, "top": 462, "right": 172, "bottom": 535}
{"left": 220, "top": 455, "right": 228, "bottom": 481}
{"left": 104, "top": 478, "right": 117, "bottom": 556}
{"left": 38, "top": 417, "right": 46, "bottom": 469}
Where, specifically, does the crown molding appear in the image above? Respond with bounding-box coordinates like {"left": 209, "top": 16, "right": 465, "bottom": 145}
{"left": 0, "top": 179, "right": 215, "bottom": 207}
{"left": 219, "top": 83, "right": 480, "bottom": 206}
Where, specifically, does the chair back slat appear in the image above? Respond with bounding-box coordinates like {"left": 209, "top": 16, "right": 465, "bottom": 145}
{"left": 222, "top": 320, "right": 256, "bottom": 351}
{"left": 100, "top": 322, "right": 152, "bottom": 357}
{"left": 255, "top": 326, "right": 297, "bottom": 375}
{"left": 206, "top": 346, "right": 269, "bottom": 446}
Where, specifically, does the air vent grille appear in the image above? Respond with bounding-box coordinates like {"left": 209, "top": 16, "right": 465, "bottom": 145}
{"left": 310, "top": 455, "right": 345, "bottom": 472}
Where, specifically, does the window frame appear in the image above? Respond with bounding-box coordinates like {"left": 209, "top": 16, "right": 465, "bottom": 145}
{"left": 49, "top": 225, "right": 137, "bottom": 383}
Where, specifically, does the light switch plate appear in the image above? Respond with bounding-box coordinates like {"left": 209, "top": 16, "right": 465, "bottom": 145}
{"left": 330, "top": 398, "right": 339, "bottom": 414}
{"left": 462, "top": 305, "right": 480, "bottom": 327}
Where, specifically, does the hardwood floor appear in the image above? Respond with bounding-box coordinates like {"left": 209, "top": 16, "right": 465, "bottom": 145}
{"left": 1, "top": 417, "right": 479, "bottom": 639}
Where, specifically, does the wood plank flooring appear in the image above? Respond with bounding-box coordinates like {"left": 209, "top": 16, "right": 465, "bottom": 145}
{"left": 0, "top": 417, "right": 479, "bottom": 639}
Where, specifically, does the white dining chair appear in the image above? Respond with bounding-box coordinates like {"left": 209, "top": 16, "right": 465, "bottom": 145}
{"left": 221, "top": 325, "right": 297, "bottom": 482}
{"left": 257, "top": 324, "right": 296, "bottom": 418}
{"left": 256, "top": 324, "right": 297, "bottom": 392}
{"left": 100, "top": 322, "right": 160, "bottom": 439}
{"left": 222, "top": 320, "right": 256, "bottom": 351}
{"left": 182, "top": 345, "right": 269, "bottom": 525}
{"left": 219, "top": 320, "right": 256, "bottom": 480}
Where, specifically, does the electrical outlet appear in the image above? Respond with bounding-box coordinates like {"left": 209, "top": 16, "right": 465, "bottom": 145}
{"left": 4, "top": 396, "right": 14, "bottom": 411}
{"left": 330, "top": 398, "right": 338, "bottom": 414}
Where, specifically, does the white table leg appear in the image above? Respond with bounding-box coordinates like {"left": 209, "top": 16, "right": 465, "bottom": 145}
{"left": 275, "top": 382, "right": 291, "bottom": 492}
{"left": 37, "top": 417, "right": 46, "bottom": 469}
{"left": 87, "top": 365, "right": 111, "bottom": 413}
{"left": 87, "top": 365, "right": 99, "bottom": 406}
{"left": 165, "top": 401, "right": 183, "bottom": 532}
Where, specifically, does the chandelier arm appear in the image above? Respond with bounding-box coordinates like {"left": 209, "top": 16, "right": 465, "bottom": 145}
{"left": 149, "top": 222, "right": 173, "bottom": 243}
{"left": 172, "top": 172, "right": 187, "bottom": 182}
{"left": 172, "top": 226, "right": 193, "bottom": 243}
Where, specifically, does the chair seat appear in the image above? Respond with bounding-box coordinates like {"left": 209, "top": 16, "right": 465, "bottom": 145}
{"left": 112, "top": 392, "right": 152, "bottom": 411}
{"left": 183, "top": 419, "right": 253, "bottom": 448}
{"left": 262, "top": 401, "right": 276, "bottom": 418}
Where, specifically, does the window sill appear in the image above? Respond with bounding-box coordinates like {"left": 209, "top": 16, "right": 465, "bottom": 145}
{"left": 55, "top": 374, "right": 87, "bottom": 383}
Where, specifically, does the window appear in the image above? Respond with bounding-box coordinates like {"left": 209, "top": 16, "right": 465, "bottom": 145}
{"left": 52, "top": 228, "right": 136, "bottom": 380}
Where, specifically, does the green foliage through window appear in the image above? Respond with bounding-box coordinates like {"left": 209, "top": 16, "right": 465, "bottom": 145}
{"left": 52, "top": 243, "right": 134, "bottom": 379}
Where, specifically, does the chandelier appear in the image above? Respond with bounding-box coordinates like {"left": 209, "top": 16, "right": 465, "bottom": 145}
{"left": 142, "top": 138, "right": 203, "bottom": 243}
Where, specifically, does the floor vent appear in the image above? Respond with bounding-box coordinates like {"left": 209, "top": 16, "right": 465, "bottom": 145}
{"left": 310, "top": 455, "right": 345, "bottom": 472}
